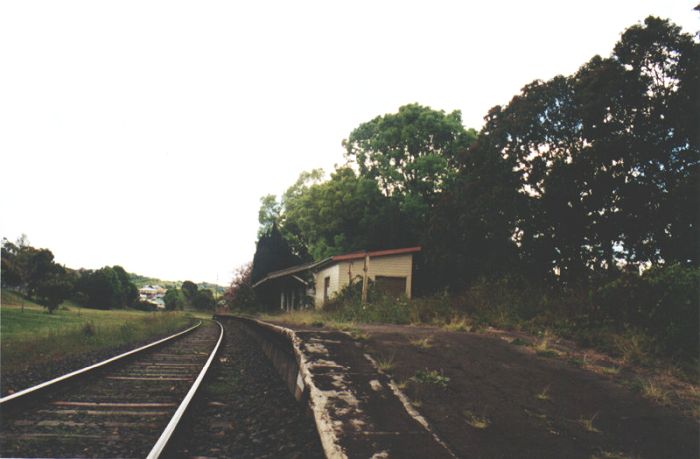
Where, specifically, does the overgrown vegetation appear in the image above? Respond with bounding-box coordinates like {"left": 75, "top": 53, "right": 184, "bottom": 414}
{"left": 228, "top": 17, "right": 699, "bottom": 374}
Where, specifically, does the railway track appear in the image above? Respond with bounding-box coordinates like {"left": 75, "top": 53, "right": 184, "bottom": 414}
{"left": 0, "top": 320, "right": 223, "bottom": 458}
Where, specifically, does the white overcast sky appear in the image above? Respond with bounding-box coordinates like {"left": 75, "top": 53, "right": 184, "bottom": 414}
{"left": 1, "top": 1, "right": 697, "bottom": 285}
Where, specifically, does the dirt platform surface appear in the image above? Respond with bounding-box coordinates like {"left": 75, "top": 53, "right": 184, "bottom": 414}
{"left": 272, "top": 320, "right": 698, "bottom": 459}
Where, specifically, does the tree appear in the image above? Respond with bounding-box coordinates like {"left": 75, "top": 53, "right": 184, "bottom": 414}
{"left": 343, "top": 103, "right": 477, "bottom": 222}
{"left": 1, "top": 238, "right": 23, "bottom": 288}
{"left": 251, "top": 224, "right": 301, "bottom": 283}
{"left": 181, "top": 280, "right": 198, "bottom": 302}
{"left": 257, "top": 194, "right": 282, "bottom": 238}
{"left": 74, "top": 266, "right": 139, "bottom": 309}
{"left": 192, "top": 289, "right": 215, "bottom": 310}
{"left": 163, "top": 288, "right": 185, "bottom": 311}
{"left": 281, "top": 167, "right": 410, "bottom": 259}
{"left": 435, "top": 17, "right": 700, "bottom": 286}
{"left": 34, "top": 264, "right": 72, "bottom": 313}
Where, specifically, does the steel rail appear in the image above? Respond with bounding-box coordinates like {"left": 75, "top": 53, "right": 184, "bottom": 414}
{"left": 146, "top": 319, "right": 224, "bottom": 459}
{"left": 0, "top": 320, "right": 202, "bottom": 405}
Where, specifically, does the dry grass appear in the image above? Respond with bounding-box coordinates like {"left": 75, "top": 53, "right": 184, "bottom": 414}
{"left": 463, "top": 410, "right": 491, "bottom": 429}
{"left": 442, "top": 316, "right": 472, "bottom": 332}
{"left": 375, "top": 354, "right": 395, "bottom": 372}
{"left": 536, "top": 385, "right": 551, "bottom": 401}
{"left": 637, "top": 378, "right": 670, "bottom": 404}
{"left": 410, "top": 336, "right": 434, "bottom": 349}
{"left": 579, "top": 413, "right": 601, "bottom": 433}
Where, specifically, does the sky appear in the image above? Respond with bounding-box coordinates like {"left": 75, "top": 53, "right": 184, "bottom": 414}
{"left": 1, "top": 1, "right": 698, "bottom": 285}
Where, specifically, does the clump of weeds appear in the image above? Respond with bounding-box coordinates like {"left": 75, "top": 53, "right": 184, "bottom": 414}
{"left": 536, "top": 385, "right": 551, "bottom": 401}
{"left": 579, "top": 412, "right": 601, "bottom": 433}
{"left": 442, "top": 316, "right": 472, "bottom": 332}
{"left": 375, "top": 354, "right": 395, "bottom": 372}
{"left": 410, "top": 369, "right": 450, "bottom": 387}
{"left": 463, "top": 410, "right": 490, "bottom": 429}
{"left": 410, "top": 336, "right": 433, "bottom": 349}
{"left": 632, "top": 377, "right": 670, "bottom": 404}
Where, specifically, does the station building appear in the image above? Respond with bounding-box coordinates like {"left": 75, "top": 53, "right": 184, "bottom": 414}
{"left": 252, "top": 246, "right": 420, "bottom": 311}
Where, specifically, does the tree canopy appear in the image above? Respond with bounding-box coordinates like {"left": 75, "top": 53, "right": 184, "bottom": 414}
{"left": 243, "top": 16, "right": 698, "bottom": 299}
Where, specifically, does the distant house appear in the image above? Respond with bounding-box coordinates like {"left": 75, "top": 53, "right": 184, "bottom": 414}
{"left": 252, "top": 246, "right": 421, "bottom": 311}
{"left": 139, "top": 284, "right": 167, "bottom": 307}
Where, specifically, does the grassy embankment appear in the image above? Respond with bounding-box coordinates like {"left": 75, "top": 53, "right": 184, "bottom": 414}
{"left": 1, "top": 289, "right": 196, "bottom": 374}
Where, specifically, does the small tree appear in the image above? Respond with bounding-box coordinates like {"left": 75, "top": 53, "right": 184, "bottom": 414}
{"left": 181, "top": 280, "right": 198, "bottom": 305}
{"left": 163, "top": 288, "right": 185, "bottom": 311}
{"left": 192, "top": 289, "right": 215, "bottom": 310}
{"left": 34, "top": 265, "right": 72, "bottom": 313}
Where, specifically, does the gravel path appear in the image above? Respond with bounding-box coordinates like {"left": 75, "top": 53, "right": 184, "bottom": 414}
{"left": 174, "top": 320, "right": 324, "bottom": 458}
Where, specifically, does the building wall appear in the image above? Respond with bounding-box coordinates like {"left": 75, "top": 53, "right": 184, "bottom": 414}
{"left": 314, "top": 263, "right": 340, "bottom": 308}
{"left": 314, "top": 253, "right": 414, "bottom": 308}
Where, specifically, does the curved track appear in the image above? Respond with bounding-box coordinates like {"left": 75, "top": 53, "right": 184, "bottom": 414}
{"left": 0, "top": 320, "right": 223, "bottom": 458}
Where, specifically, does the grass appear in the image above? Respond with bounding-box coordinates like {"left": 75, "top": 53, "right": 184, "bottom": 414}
{"left": 410, "top": 336, "right": 434, "bottom": 349}
{"left": 533, "top": 331, "right": 562, "bottom": 358}
{"left": 579, "top": 413, "right": 601, "bottom": 433}
{"left": 1, "top": 289, "right": 195, "bottom": 374}
{"left": 463, "top": 410, "right": 490, "bottom": 429}
{"left": 631, "top": 377, "right": 670, "bottom": 404}
{"left": 375, "top": 354, "right": 395, "bottom": 372}
{"left": 442, "top": 316, "right": 472, "bottom": 332}
{"left": 599, "top": 365, "right": 621, "bottom": 375}
{"left": 536, "top": 385, "right": 551, "bottom": 401}
{"left": 410, "top": 369, "right": 450, "bottom": 387}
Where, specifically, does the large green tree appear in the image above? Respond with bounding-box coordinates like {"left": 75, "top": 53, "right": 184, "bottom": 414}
{"left": 343, "top": 103, "right": 477, "bottom": 222}
{"left": 280, "top": 167, "right": 408, "bottom": 260}
{"left": 435, "top": 16, "right": 699, "bottom": 286}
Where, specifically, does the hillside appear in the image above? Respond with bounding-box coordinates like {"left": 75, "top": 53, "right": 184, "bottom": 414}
{"left": 128, "top": 272, "right": 225, "bottom": 293}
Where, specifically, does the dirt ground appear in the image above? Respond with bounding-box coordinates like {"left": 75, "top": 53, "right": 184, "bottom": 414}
{"left": 352, "top": 323, "right": 699, "bottom": 459}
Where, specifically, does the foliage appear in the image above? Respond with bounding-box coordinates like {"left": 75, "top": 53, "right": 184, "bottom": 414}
{"left": 33, "top": 265, "right": 72, "bottom": 313}
{"left": 434, "top": 16, "right": 699, "bottom": 286}
{"left": 281, "top": 167, "right": 409, "bottom": 259}
{"left": 410, "top": 369, "right": 450, "bottom": 387}
{"left": 2, "top": 237, "right": 74, "bottom": 313}
{"left": 181, "top": 280, "right": 198, "bottom": 301}
{"left": 251, "top": 224, "right": 301, "bottom": 284}
{"left": 73, "top": 265, "right": 139, "bottom": 309}
{"left": 595, "top": 264, "right": 699, "bottom": 359}
{"left": 343, "top": 103, "right": 477, "bottom": 213}
{"left": 224, "top": 263, "right": 259, "bottom": 311}
{"left": 163, "top": 288, "right": 186, "bottom": 311}
{"left": 192, "top": 288, "right": 215, "bottom": 310}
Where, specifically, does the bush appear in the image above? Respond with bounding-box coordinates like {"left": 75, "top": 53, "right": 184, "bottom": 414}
{"left": 595, "top": 264, "right": 699, "bottom": 359}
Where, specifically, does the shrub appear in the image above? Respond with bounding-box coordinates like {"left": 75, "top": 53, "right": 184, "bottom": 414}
{"left": 596, "top": 264, "right": 699, "bottom": 359}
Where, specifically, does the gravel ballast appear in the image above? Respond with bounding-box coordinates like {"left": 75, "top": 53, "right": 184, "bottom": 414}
{"left": 173, "top": 319, "right": 324, "bottom": 458}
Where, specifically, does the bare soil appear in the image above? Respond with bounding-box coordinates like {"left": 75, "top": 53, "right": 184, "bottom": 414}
{"left": 274, "top": 320, "right": 698, "bottom": 459}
